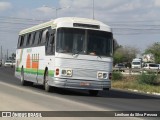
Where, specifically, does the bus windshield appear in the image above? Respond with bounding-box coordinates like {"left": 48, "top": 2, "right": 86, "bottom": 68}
{"left": 56, "top": 28, "right": 113, "bottom": 57}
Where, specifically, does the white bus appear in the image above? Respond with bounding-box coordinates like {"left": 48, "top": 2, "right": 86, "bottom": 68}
{"left": 15, "top": 17, "right": 113, "bottom": 96}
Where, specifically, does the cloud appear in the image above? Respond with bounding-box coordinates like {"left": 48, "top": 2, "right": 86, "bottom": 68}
{"left": 13, "top": 0, "right": 160, "bottom": 23}
{"left": 0, "top": 2, "right": 12, "bottom": 11}
{"left": 58, "top": 0, "right": 151, "bottom": 20}
{"left": 58, "top": 0, "right": 129, "bottom": 19}
{"left": 36, "top": 6, "right": 53, "bottom": 14}
{"left": 59, "top": 0, "right": 128, "bottom": 9}
{"left": 110, "top": 2, "right": 141, "bottom": 12}
{"left": 59, "top": 0, "right": 91, "bottom": 8}
{"left": 16, "top": 7, "right": 54, "bottom": 20}
{"left": 14, "top": 0, "right": 156, "bottom": 22}
{"left": 154, "top": 0, "right": 160, "bottom": 7}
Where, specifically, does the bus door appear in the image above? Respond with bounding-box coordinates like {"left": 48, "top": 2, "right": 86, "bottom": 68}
{"left": 37, "top": 29, "right": 55, "bottom": 84}
{"left": 45, "top": 29, "right": 55, "bottom": 77}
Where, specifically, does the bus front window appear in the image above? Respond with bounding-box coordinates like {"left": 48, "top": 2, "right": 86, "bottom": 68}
{"left": 56, "top": 28, "right": 113, "bottom": 56}
{"left": 56, "top": 28, "right": 85, "bottom": 54}
{"left": 87, "top": 30, "right": 113, "bottom": 57}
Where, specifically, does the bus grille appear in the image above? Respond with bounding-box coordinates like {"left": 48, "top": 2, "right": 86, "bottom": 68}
{"left": 56, "top": 58, "right": 111, "bottom": 71}
{"left": 73, "top": 69, "right": 97, "bottom": 80}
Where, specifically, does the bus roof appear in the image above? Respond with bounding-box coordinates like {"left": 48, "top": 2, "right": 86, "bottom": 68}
{"left": 19, "top": 17, "right": 111, "bottom": 35}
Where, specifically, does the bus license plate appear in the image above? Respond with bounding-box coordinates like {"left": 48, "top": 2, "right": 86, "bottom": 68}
{"left": 80, "top": 82, "right": 90, "bottom": 86}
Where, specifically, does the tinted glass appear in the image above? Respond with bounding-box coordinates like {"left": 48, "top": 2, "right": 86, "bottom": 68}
{"left": 56, "top": 28, "right": 113, "bottom": 56}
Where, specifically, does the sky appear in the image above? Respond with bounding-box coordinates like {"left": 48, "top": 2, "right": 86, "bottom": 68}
{"left": 0, "top": 0, "right": 160, "bottom": 57}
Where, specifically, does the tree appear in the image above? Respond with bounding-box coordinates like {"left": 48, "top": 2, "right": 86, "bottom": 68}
{"left": 12, "top": 53, "right": 16, "bottom": 58}
{"left": 113, "top": 46, "right": 125, "bottom": 64}
{"left": 9, "top": 53, "right": 16, "bottom": 60}
{"left": 144, "top": 42, "right": 160, "bottom": 63}
{"left": 113, "top": 45, "right": 140, "bottom": 65}
{"left": 113, "top": 39, "right": 120, "bottom": 51}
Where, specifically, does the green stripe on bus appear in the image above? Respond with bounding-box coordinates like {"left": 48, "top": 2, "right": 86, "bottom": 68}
{"left": 16, "top": 68, "right": 54, "bottom": 76}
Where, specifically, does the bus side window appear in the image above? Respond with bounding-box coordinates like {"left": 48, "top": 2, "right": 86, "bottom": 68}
{"left": 31, "top": 32, "right": 36, "bottom": 46}
{"left": 46, "top": 30, "right": 55, "bottom": 55}
{"left": 46, "top": 31, "right": 50, "bottom": 47}
{"left": 23, "top": 34, "right": 28, "bottom": 47}
{"left": 19, "top": 35, "right": 24, "bottom": 48}
{"left": 41, "top": 29, "right": 48, "bottom": 44}
{"left": 26, "top": 33, "right": 31, "bottom": 46}
{"left": 29, "top": 32, "right": 34, "bottom": 46}
{"left": 33, "top": 31, "right": 40, "bottom": 46}
{"left": 38, "top": 30, "right": 44, "bottom": 45}
{"left": 17, "top": 36, "right": 21, "bottom": 48}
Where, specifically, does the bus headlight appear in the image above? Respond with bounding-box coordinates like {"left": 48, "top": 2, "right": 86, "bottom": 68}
{"left": 97, "top": 72, "right": 108, "bottom": 79}
{"left": 97, "top": 72, "right": 103, "bottom": 79}
{"left": 62, "top": 69, "right": 66, "bottom": 75}
{"left": 103, "top": 73, "right": 107, "bottom": 79}
{"left": 61, "top": 69, "right": 72, "bottom": 77}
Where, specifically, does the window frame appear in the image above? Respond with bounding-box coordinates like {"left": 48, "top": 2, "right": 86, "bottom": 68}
{"left": 45, "top": 29, "right": 56, "bottom": 55}
{"left": 17, "top": 27, "right": 53, "bottom": 49}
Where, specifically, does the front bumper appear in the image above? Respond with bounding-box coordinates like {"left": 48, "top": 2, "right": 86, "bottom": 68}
{"left": 48, "top": 77, "right": 111, "bottom": 91}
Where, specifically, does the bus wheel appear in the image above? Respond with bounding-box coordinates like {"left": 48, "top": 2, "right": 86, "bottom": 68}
{"left": 44, "top": 70, "right": 52, "bottom": 92}
{"left": 21, "top": 67, "right": 33, "bottom": 86}
{"left": 89, "top": 90, "right": 99, "bottom": 96}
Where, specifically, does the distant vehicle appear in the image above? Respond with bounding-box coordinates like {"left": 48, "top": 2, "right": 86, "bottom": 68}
{"left": 4, "top": 60, "right": 15, "bottom": 67}
{"left": 114, "top": 63, "right": 125, "bottom": 72}
{"left": 131, "top": 58, "right": 142, "bottom": 69}
{"left": 143, "top": 63, "right": 159, "bottom": 70}
{"left": 4, "top": 60, "right": 13, "bottom": 67}
{"left": 115, "top": 63, "right": 125, "bottom": 68}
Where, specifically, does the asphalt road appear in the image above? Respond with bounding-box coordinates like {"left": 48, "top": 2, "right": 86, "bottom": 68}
{"left": 0, "top": 66, "right": 160, "bottom": 119}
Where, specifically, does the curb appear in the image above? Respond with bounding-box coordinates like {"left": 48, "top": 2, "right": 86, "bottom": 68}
{"left": 127, "top": 89, "right": 160, "bottom": 96}
{"left": 112, "top": 88, "right": 160, "bottom": 98}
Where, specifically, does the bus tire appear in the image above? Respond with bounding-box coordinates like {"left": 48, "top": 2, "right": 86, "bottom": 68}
{"left": 21, "top": 67, "right": 33, "bottom": 86}
{"left": 89, "top": 90, "right": 99, "bottom": 96}
{"left": 44, "top": 70, "right": 53, "bottom": 92}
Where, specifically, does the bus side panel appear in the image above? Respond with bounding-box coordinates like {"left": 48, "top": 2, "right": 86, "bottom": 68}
{"left": 15, "top": 49, "right": 22, "bottom": 79}
{"left": 15, "top": 48, "right": 36, "bottom": 83}
{"left": 15, "top": 46, "right": 55, "bottom": 85}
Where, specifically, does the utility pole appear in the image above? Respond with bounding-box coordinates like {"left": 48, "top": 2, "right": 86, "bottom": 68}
{"left": 92, "top": 0, "right": 95, "bottom": 19}
{"left": 1, "top": 46, "right": 2, "bottom": 61}
{"left": 7, "top": 49, "right": 8, "bottom": 60}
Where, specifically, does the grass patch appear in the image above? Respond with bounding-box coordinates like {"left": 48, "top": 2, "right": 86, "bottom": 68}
{"left": 112, "top": 75, "right": 160, "bottom": 93}
{"left": 138, "top": 73, "right": 160, "bottom": 85}
{"left": 112, "top": 72, "right": 123, "bottom": 81}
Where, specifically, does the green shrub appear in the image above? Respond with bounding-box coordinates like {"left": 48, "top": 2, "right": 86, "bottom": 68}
{"left": 112, "top": 72, "right": 123, "bottom": 81}
{"left": 138, "top": 73, "right": 159, "bottom": 85}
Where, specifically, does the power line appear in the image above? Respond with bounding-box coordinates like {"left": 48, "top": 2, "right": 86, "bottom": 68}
{"left": 0, "top": 16, "right": 160, "bottom": 35}
{"left": 0, "top": 21, "right": 39, "bottom": 25}
{"left": 106, "top": 19, "right": 160, "bottom": 24}
{"left": 0, "top": 16, "right": 46, "bottom": 22}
